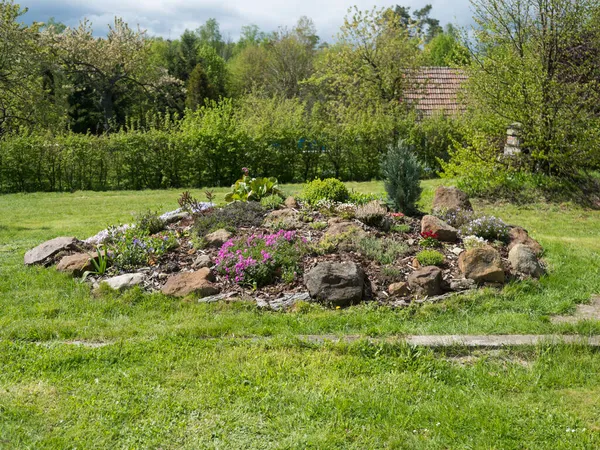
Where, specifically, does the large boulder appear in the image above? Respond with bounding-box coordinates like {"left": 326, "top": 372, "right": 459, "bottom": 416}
{"left": 508, "top": 244, "right": 545, "bottom": 278}
{"left": 458, "top": 246, "right": 505, "bottom": 283}
{"left": 408, "top": 266, "right": 443, "bottom": 297}
{"left": 421, "top": 215, "right": 459, "bottom": 242}
{"left": 24, "top": 236, "right": 80, "bottom": 266}
{"left": 507, "top": 227, "right": 543, "bottom": 256}
{"left": 263, "top": 209, "right": 303, "bottom": 230}
{"left": 432, "top": 186, "right": 473, "bottom": 214}
{"left": 56, "top": 252, "right": 95, "bottom": 277}
{"left": 304, "top": 261, "right": 365, "bottom": 307}
{"left": 100, "top": 273, "right": 145, "bottom": 291}
{"left": 205, "top": 229, "right": 233, "bottom": 248}
{"left": 161, "top": 268, "right": 220, "bottom": 298}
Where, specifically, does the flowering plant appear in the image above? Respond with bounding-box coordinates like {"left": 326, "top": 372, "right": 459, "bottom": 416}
{"left": 419, "top": 231, "right": 441, "bottom": 248}
{"left": 460, "top": 216, "right": 509, "bottom": 242}
{"left": 109, "top": 228, "right": 179, "bottom": 270}
{"left": 215, "top": 230, "right": 308, "bottom": 288}
{"left": 462, "top": 235, "right": 488, "bottom": 250}
{"left": 390, "top": 212, "right": 405, "bottom": 221}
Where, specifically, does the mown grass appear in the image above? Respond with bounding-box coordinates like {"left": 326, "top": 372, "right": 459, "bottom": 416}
{"left": 1, "top": 181, "right": 600, "bottom": 447}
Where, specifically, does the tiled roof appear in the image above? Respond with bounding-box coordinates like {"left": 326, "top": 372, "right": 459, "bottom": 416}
{"left": 404, "top": 67, "right": 468, "bottom": 116}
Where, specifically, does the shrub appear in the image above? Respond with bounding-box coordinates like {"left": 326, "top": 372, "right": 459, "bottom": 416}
{"left": 391, "top": 223, "right": 411, "bottom": 233}
{"left": 354, "top": 236, "right": 409, "bottom": 265}
{"left": 214, "top": 230, "right": 307, "bottom": 287}
{"left": 108, "top": 228, "right": 179, "bottom": 270}
{"left": 416, "top": 250, "right": 445, "bottom": 267}
{"left": 349, "top": 191, "right": 384, "bottom": 205}
{"left": 260, "top": 194, "right": 284, "bottom": 209}
{"left": 225, "top": 168, "right": 284, "bottom": 203}
{"left": 193, "top": 201, "right": 266, "bottom": 237}
{"left": 460, "top": 216, "right": 509, "bottom": 242}
{"left": 316, "top": 200, "right": 356, "bottom": 219}
{"left": 135, "top": 210, "right": 165, "bottom": 235}
{"left": 381, "top": 140, "right": 422, "bottom": 214}
{"left": 462, "top": 235, "right": 488, "bottom": 249}
{"left": 356, "top": 201, "right": 390, "bottom": 229}
{"left": 302, "top": 178, "right": 350, "bottom": 205}
{"left": 309, "top": 221, "right": 328, "bottom": 230}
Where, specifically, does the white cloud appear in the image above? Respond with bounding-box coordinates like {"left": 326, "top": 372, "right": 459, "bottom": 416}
{"left": 23, "top": 0, "right": 473, "bottom": 41}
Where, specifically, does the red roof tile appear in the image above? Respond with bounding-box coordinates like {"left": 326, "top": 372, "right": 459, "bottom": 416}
{"left": 404, "top": 67, "right": 468, "bottom": 116}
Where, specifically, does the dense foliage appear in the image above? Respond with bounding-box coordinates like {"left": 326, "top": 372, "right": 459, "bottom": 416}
{"left": 381, "top": 140, "right": 422, "bottom": 214}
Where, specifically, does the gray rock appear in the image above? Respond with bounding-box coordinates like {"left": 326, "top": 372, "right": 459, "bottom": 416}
{"left": 421, "top": 215, "right": 458, "bottom": 242}
{"left": 263, "top": 209, "right": 303, "bottom": 230}
{"left": 450, "top": 247, "right": 464, "bottom": 256}
{"left": 304, "top": 262, "right": 365, "bottom": 307}
{"left": 432, "top": 186, "right": 473, "bottom": 214}
{"left": 101, "top": 273, "right": 145, "bottom": 291}
{"left": 192, "top": 254, "right": 213, "bottom": 269}
{"left": 509, "top": 244, "right": 545, "bottom": 278}
{"left": 408, "top": 266, "right": 443, "bottom": 297}
{"left": 205, "top": 229, "right": 233, "bottom": 248}
{"left": 450, "top": 278, "right": 476, "bottom": 291}
{"left": 458, "top": 246, "right": 505, "bottom": 283}
{"left": 25, "top": 237, "right": 80, "bottom": 266}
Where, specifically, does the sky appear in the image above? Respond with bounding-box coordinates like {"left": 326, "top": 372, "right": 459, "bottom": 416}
{"left": 21, "top": 0, "right": 473, "bottom": 41}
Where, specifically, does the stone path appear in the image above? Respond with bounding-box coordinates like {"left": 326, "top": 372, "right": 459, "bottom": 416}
{"left": 28, "top": 334, "right": 600, "bottom": 349}
{"left": 551, "top": 295, "right": 600, "bottom": 324}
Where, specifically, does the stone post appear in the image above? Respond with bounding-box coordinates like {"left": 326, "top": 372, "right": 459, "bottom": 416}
{"left": 504, "top": 122, "right": 522, "bottom": 156}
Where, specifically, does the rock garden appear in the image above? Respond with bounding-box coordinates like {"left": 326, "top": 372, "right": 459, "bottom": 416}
{"left": 24, "top": 174, "right": 546, "bottom": 311}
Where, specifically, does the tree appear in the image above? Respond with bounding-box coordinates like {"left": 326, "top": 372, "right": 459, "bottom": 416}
{"left": 308, "top": 7, "right": 420, "bottom": 108}
{"left": 466, "top": 0, "right": 600, "bottom": 176}
{"left": 48, "top": 17, "right": 157, "bottom": 132}
{"left": 185, "top": 64, "right": 212, "bottom": 110}
{"left": 393, "top": 4, "right": 442, "bottom": 43}
{"left": 424, "top": 24, "right": 470, "bottom": 66}
{"left": 197, "top": 18, "right": 225, "bottom": 57}
{"left": 0, "top": 1, "right": 61, "bottom": 136}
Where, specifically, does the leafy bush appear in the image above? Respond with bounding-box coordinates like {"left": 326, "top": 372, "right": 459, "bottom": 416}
{"left": 225, "top": 168, "right": 284, "bottom": 203}
{"left": 391, "top": 224, "right": 411, "bottom": 233}
{"left": 309, "top": 221, "right": 328, "bottom": 230}
{"left": 214, "top": 230, "right": 307, "bottom": 287}
{"left": 260, "top": 194, "right": 284, "bottom": 209}
{"left": 135, "top": 210, "right": 165, "bottom": 235}
{"left": 460, "top": 216, "right": 509, "bottom": 242}
{"left": 462, "top": 235, "right": 488, "bottom": 250}
{"left": 193, "top": 201, "right": 266, "bottom": 237}
{"left": 355, "top": 201, "right": 390, "bottom": 229}
{"left": 416, "top": 250, "right": 445, "bottom": 267}
{"left": 349, "top": 191, "right": 384, "bottom": 205}
{"left": 107, "top": 228, "right": 179, "bottom": 270}
{"left": 302, "top": 178, "right": 350, "bottom": 205}
{"left": 355, "top": 236, "right": 409, "bottom": 265}
{"left": 381, "top": 140, "right": 422, "bottom": 214}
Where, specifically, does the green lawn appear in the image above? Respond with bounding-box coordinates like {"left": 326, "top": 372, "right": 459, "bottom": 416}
{"left": 1, "top": 181, "right": 600, "bottom": 448}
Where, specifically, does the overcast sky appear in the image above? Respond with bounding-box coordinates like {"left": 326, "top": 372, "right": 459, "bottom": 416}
{"left": 21, "top": 0, "right": 473, "bottom": 41}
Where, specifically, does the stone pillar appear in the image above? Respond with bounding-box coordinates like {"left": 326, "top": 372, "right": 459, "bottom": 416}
{"left": 504, "top": 122, "right": 522, "bottom": 156}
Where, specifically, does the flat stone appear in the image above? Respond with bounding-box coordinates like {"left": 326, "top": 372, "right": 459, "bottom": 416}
{"left": 205, "top": 229, "right": 232, "bottom": 248}
{"left": 389, "top": 282, "right": 410, "bottom": 297}
{"left": 192, "top": 254, "right": 213, "bottom": 269}
{"left": 551, "top": 296, "right": 600, "bottom": 324}
{"left": 304, "top": 261, "right": 365, "bottom": 307}
{"left": 25, "top": 236, "right": 80, "bottom": 266}
{"left": 408, "top": 266, "right": 443, "bottom": 297}
{"left": 101, "top": 273, "right": 145, "bottom": 291}
{"left": 284, "top": 196, "right": 298, "bottom": 209}
{"left": 263, "top": 209, "right": 303, "bottom": 230}
{"left": 450, "top": 278, "right": 476, "bottom": 291}
{"left": 421, "top": 215, "right": 458, "bottom": 242}
{"left": 161, "top": 268, "right": 220, "bottom": 298}
{"left": 56, "top": 252, "right": 94, "bottom": 277}
{"left": 458, "top": 246, "right": 505, "bottom": 283}
{"left": 509, "top": 244, "right": 545, "bottom": 278}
